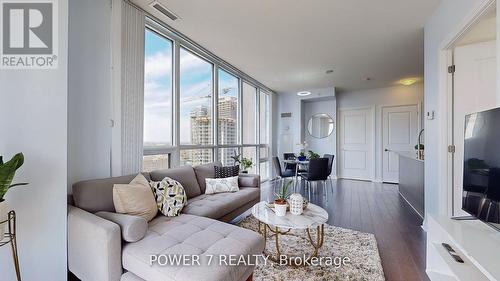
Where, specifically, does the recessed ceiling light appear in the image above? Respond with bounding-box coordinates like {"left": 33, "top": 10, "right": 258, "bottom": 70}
{"left": 326, "top": 69, "right": 334, "bottom": 74}
{"left": 398, "top": 78, "right": 418, "bottom": 86}
{"left": 297, "top": 91, "right": 312, "bottom": 96}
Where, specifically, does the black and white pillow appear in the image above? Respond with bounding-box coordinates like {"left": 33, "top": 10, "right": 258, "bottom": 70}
{"left": 215, "top": 165, "right": 239, "bottom": 178}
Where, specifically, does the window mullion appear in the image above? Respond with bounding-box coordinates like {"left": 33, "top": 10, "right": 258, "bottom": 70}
{"left": 213, "top": 64, "right": 219, "bottom": 161}
{"left": 173, "top": 39, "right": 181, "bottom": 167}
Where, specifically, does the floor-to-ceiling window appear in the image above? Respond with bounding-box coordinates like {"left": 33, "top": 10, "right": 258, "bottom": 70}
{"left": 218, "top": 69, "right": 240, "bottom": 166}
{"left": 179, "top": 48, "right": 214, "bottom": 166}
{"left": 142, "top": 18, "right": 272, "bottom": 180}
{"left": 259, "top": 90, "right": 271, "bottom": 180}
{"left": 142, "top": 28, "right": 173, "bottom": 172}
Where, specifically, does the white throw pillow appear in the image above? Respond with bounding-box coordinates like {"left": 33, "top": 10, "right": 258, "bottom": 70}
{"left": 113, "top": 174, "right": 158, "bottom": 222}
{"left": 205, "top": 176, "right": 239, "bottom": 194}
{"left": 150, "top": 177, "right": 187, "bottom": 217}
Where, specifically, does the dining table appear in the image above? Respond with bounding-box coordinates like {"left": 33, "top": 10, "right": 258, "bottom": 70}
{"left": 283, "top": 158, "right": 309, "bottom": 189}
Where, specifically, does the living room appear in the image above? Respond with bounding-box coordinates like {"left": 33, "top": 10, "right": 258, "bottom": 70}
{"left": 1, "top": 0, "right": 500, "bottom": 281}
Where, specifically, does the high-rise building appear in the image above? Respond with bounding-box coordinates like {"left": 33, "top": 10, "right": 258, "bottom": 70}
{"left": 218, "top": 96, "right": 238, "bottom": 165}
{"left": 184, "top": 97, "right": 238, "bottom": 166}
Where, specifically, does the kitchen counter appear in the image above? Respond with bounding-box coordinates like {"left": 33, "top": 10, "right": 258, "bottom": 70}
{"left": 397, "top": 152, "right": 424, "bottom": 221}
{"left": 397, "top": 151, "right": 424, "bottom": 162}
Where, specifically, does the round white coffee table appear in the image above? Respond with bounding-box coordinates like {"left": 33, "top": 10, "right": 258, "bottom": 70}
{"left": 251, "top": 201, "right": 328, "bottom": 265}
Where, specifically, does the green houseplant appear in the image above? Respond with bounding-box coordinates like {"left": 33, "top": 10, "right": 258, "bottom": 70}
{"left": 0, "top": 153, "right": 28, "bottom": 236}
{"left": 274, "top": 180, "right": 292, "bottom": 216}
{"left": 308, "top": 150, "right": 320, "bottom": 159}
{"left": 298, "top": 151, "right": 307, "bottom": 161}
{"left": 230, "top": 152, "right": 253, "bottom": 173}
{"left": 240, "top": 157, "right": 253, "bottom": 173}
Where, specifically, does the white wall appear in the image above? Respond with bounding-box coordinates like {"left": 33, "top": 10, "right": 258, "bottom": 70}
{"left": 0, "top": 0, "right": 68, "bottom": 280}
{"left": 424, "top": 0, "right": 490, "bottom": 217}
{"left": 336, "top": 83, "right": 424, "bottom": 181}
{"left": 276, "top": 87, "right": 336, "bottom": 175}
{"left": 302, "top": 98, "right": 336, "bottom": 174}
{"left": 68, "top": 0, "right": 112, "bottom": 193}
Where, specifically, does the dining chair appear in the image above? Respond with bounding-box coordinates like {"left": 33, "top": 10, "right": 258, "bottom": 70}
{"left": 272, "top": 157, "right": 295, "bottom": 182}
{"left": 300, "top": 158, "right": 331, "bottom": 196}
{"left": 323, "top": 154, "right": 335, "bottom": 180}
{"left": 283, "top": 153, "right": 297, "bottom": 171}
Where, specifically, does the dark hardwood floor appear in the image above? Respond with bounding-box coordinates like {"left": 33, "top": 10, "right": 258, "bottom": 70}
{"left": 260, "top": 178, "right": 428, "bottom": 281}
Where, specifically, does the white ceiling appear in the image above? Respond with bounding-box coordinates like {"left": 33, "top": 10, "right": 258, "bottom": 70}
{"left": 133, "top": 0, "right": 440, "bottom": 93}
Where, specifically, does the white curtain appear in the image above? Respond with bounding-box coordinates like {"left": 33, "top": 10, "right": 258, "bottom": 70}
{"left": 121, "top": 2, "right": 145, "bottom": 174}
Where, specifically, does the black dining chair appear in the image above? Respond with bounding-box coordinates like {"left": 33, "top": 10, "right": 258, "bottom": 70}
{"left": 324, "top": 154, "right": 335, "bottom": 180}
{"left": 273, "top": 157, "right": 295, "bottom": 181}
{"left": 300, "top": 158, "right": 330, "bottom": 187}
{"left": 283, "top": 153, "right": 297, "bottom": 171}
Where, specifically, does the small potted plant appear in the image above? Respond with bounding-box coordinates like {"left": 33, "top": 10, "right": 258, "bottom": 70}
{"left": 297, "top": 151, "right": 307, "bottom": 161}
{"left": 240, "top": 157, "right": 253, "bottom": 173}
{"left": 274, "top": 180, "right": 292, "bottom": 216}
{"left": 0, "top": 153, "right": 28, "bottom": 236}
{"left": 231, "top": 152, "right": 253, "bottom": 173}
{"left": 308, "top": 150, "right": 320, "bottom": 159}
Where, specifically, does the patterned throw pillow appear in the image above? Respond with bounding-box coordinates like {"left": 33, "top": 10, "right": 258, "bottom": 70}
{"left": 150, "top": 177, "right": 187, "bottom": 217}
{"left": 215, "top": 165, "right": 239, "bottom": 178}
{"left": 205, "top": 176, "right": 239, "bottom": 194}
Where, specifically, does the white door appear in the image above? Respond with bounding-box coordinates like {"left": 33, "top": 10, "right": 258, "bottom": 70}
{"left": 452, "top": 40, "right": 497, "bottom": 215}
{"left": 382, "top": 105, "right": 419, "bottom": 183}
{"left": 338, "top": 108, "right": 374, "bottom": 180}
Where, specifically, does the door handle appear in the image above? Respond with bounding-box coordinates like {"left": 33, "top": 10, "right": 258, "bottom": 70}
{"left": 384, "top": 148, "right": 390, "bottom": 152}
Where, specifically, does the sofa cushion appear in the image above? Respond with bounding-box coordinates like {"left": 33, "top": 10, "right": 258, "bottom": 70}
{"left": 96, "top": 211, "right": 148, "bottom": 243}
{"left": 214, "top": 165, "right": 240, "bottom": 178}
{"left": 193, "top": 161, "right": 221, "bottom": 193}
{"left": 113, "top": 174, "right": 158, "bottom": 222}
{"left": 122, "top": 214, "right": 265, "bottom": 281}
{"left": 150, "top": 166, "right": 201, "bottom": 199}
{"left": 182, "top": 188, "right": 259, "bottom": 219}
{"left": 73, "top": 173, "right": 151, "bottom": 213}
{"left": 238, "top": 174, "right": 260, "bottom": 188}
{"left": 151, "top": 177, "right": 187, "bottom": 217}
{"left": 205, "top": 176, "right": 239, "bottom": 195}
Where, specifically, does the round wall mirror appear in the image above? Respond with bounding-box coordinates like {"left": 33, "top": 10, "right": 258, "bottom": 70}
{"left": 307, "top": 113, "right": 334, "bottom": 138}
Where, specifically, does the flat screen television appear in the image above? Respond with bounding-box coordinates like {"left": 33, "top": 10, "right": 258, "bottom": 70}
{"left": 463, "top": 108, "right": 500, "bottom": 230}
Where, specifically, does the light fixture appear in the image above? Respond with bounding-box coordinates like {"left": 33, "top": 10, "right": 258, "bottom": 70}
{"left": 398, "top": 78, "right": 418, "bottom": 86}
{"left": 297, "top": 91, "right": 312, "bottom": 96}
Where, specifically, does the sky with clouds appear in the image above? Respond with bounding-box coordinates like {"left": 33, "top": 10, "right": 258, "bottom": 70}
{"left": 144, "top": 30, "right": 239, "bottom": 146}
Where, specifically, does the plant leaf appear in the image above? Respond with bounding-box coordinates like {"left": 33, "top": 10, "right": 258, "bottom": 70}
{"left": 0, "top": 153, "right": 25, "bottom": 200}
{"left": 9, "top": 183, "right": 28, "bottom": 188}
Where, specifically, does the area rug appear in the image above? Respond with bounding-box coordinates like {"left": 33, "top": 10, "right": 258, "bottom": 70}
{"left": 238, "top": 216, "right": 385, "bottom": 281}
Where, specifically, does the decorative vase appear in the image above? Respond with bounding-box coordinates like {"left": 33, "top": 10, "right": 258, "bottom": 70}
{"left": 297, "top": 155, "right": 307, "bottom": 161}
{"left": 289, "top": 193, "right": 304, "bottom": 215}
{"left": 0, "top": 200, "right": 9, "bottom": 237}
{"left": 274, "top": 200, "right": 287, "bottom": 217}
